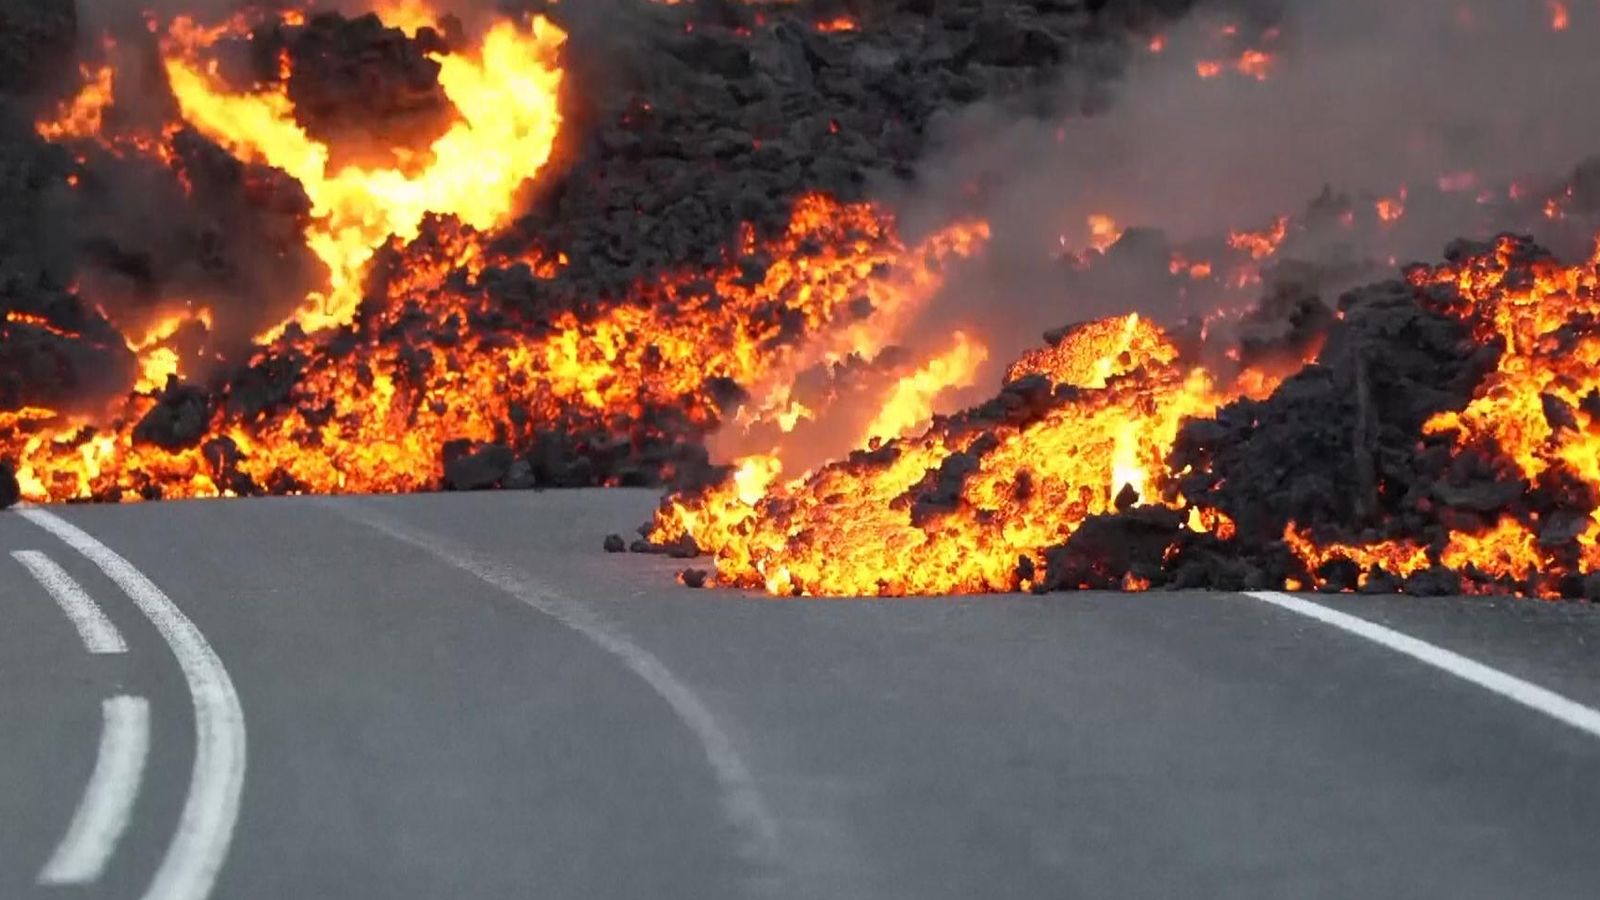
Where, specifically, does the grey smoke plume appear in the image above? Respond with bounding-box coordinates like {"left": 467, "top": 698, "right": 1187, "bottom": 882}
{"left": 888, "top": 0, "right": 1600, "bottom": 399}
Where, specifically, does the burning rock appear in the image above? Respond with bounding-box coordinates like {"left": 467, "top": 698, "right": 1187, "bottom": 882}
{"left": 12, "top": 0, "right": 1598, "bottom": 606}
{"left": 1, "top": 281, "right": 138, "bottom": 413}
{"left": 1169, "top": 273, "right": 1495, "bottom": 547}
{"left": 647, "top": 230, "right": 1600, "bottom": 599}
{"left": 645, "top": 308, "right": 1294, "bottom": 596}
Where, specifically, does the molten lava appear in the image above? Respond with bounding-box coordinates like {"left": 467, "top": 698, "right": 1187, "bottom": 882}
{"left": 4, "top": 195, "right": 985, "bottom": 503}
{"left": 1278, "top": 236, "right": 1600, "bottom": 595}
{"left": 37, "top": 61, "right": 115, "bottom": 143}
{"left": 161, "top": 6, "right": 567, "bottom": 335}
{"left": 650, "top": 313, "right": 1286, "bottom": 596}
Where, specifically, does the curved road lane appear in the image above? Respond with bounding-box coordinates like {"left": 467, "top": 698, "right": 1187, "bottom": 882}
{"left": 3, "top": 489, "right": 1600, "bottom": 899}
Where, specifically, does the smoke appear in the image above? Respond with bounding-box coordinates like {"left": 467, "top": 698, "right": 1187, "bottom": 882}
{"left": 888, "top": 0, "right": 1600, "bottom": 397}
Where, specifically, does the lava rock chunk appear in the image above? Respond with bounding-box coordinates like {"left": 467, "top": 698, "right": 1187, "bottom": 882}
{"left": 442, "top": 440, "right": 516, "bottom": 491}
{"left": 0, "top": 0, "right": 77, "bottom": 97}
{"left": 0, "top": 459, "right": 20, "bottom": 509}
{"left": 132, "top": 383, "right": 214, "bottom": 451}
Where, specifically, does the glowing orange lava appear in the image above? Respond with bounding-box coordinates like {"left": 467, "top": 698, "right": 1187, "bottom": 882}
{"left": 36, "top": 62, "right": 115, "bottom": 142}
{"left": 652, "top": 314, "right": 1284, "bottom": 596}
{"left": 161, "top": 3, "right": 566, "bottom": 336}
{"left": 5, "top": 196, "right": 985, "bottom": 503}
{"left": 1284, "top": 236, "right": 1600, "bottom": 595}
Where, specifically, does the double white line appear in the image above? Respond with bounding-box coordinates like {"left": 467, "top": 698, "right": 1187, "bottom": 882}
{"left": 13, "top": 509, "right": 246, "bottom": 900}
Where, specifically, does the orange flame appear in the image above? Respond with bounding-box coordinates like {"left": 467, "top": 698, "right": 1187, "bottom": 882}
{"left": 37, "top": 63, "right": 116, "bottom": 142}
{"left": 161, "top": 5, "right": 566, "bottom": 336}
{"left": 1284, "top": 235, "right": 1600, "bottom": 596}
{"left": 653, "top": 314, "right": 1284, "bottom": 596}
{"left": 5, "top": 195, "right": 985, "bottom": 503}
{"left": 861, "top": 332, "right": 988, "bottom": 445}
{"left": 1086, "top": 213, "right": 1123, "bottom": 253}
{"left": 1226, "top": 216, "right": 1288, "bottom": 260}
{"left": 1548, "top": 0, "right": 1570, "bottom": 31}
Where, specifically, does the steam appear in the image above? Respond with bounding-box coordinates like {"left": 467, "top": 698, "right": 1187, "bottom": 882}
{"left": 891, "top": 0, "right": 1600, "bottom": 394}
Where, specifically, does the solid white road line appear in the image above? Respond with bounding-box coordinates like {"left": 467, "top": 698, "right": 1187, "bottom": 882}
{"left": 330, "top": 501, "right": 783, "bottom": 865}
{"left": 19, "top": 507, "right": 246, "bottom": 900}
{"left": 11, "top": 550, "right": 127, "bottom": 654}
{"left": 1245, "top": 591, "right": 1600, "bottom": 740}
{"left": 38, "top": 696, "right": 151, "bottom": 886}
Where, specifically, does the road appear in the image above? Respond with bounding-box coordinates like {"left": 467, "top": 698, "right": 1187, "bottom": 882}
{"left": 3, "top": 488, "right": 1600, "bottom": 899}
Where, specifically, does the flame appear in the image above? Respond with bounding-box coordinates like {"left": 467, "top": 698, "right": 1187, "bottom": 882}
{"left": 1086, "top": 213, "right": 1123, "bottom": 253}
{"left": 5, "top": 311, "right": 81, "bottom": 341}
{"left": 1283, "top": 235, "right": 1600, "bottom": 596}
{"left": 1168, "top": 253, "right": 1213, "bottom": 280}
{"left": 1376, "top": 187, "right": 1408, "bottom": 224}
{"left": 371, "top": 0, "right": 442, "bottom": 35}
{"left": 1196, "top": 49, "right": 1276, "bottom": 81}
{"left": 1226, "top": 216, "right": 1288, "bottom": 260}
{"left": 161, "top": 5, "right": 566, "bottom": 336}
{"left": 1234, "top": 49, "right": 1275, "bottom": 80}
{"left": 1416, "top": 238, "right": 1600, "bottom": 486}
{"left": 653, "top": 314, "right": 1283, "bottom": 596}
{"left": 1548, "top": 0, "right": 1570, "bottom": 31}
{"left": 126, "top": 308, "right": 213, "bottom": 393}
{"left": 37, "top": 63, "right": 116, "bottom": 142}
{"left": 5, "top": 195, "right": 985, "bottom": 503}
{"left": 861, "top": 331, "right": 988, "bottom": 445}
{"left": 1005, "top": 313, "right": 1174, "bottom": 387}
{"left": 20, "top": 0, "right": 1600, "bottom": 604}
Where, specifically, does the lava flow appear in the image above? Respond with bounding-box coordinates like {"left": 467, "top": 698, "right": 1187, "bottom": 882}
{"left": 8, "top": 0, "right": 1600, "bottom": 603}
{"left": 5, "top": 188, "right": 987, "bottom": 501}
{"left": 161, "top": 2, "right": 567, "bottom": 335}
{"left": 648, "top": 232, "right": 1600, "bottom": 598}
{"left": 648, "top": 313, "right": 1296, "bottom": 596}
{"left": 1272, "top": 236, "right": 1600, "bottom": 597}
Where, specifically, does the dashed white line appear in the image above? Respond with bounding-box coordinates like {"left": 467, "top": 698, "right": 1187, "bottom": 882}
{"left": 11, "top": 550, "right": 127, "bottom": 654}
{"left": 328, "top": 500, "right": 782, "bottom": 866}
{"left": 38, "top": 695, "right": 151, "bottom": 886}
{"left": 1245, "top": 590, "right": 1600, "bottom": 740}
{"left": 19, "top": 507, "right": 247, "bottom": 900}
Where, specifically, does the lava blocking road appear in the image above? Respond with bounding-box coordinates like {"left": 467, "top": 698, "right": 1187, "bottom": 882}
{"left": 9, "top": 1, "right": 1600, "bottom": 600}
{"left": 6, "top": 1, "right": 1600, "bottom": 895}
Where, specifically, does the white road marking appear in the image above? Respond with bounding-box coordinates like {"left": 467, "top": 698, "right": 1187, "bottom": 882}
{"left": 19, "top": 507, "right": 246, "bottom": 900}
{"left": 11, "top": 550, "right": 127, "bottom": 654}
{"left": 38, "top": 696, "right": 151, "bottom": 885}
{"left": 329, "top": 501, "right": 782, "bottom": 864}
{"left": 1245, "top": 591, "right": 1600, "bottom": 740}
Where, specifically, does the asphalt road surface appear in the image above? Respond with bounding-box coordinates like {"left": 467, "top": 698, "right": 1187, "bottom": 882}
{"left": 3, "top": 489, "right": 1600, "bottom": 900}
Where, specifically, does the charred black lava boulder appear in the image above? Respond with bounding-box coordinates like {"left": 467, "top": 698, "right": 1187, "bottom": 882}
{"left": 132, "top": 382, "right": 213, "bottom": 451}
{"left": 0, "top": 459, "right": 19, "bottom": 509}
{"left": 276, "top": 12, "right": 457, "bottom": 170}
{"left": 1040, "top": 506, "right": 1184, "bottom": 590}
{"left": 442, "top": 440, "right": 515, "bottom": 490}
{"left": 1170, "top": 276, "right": 1497, "bottom": 547}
